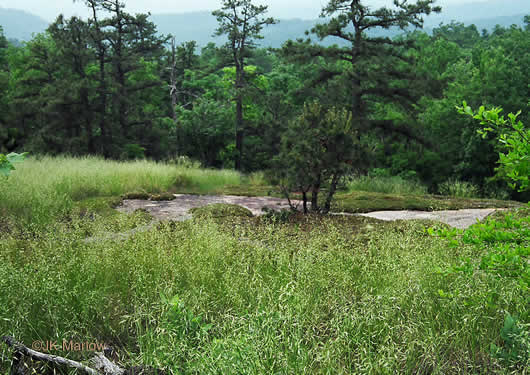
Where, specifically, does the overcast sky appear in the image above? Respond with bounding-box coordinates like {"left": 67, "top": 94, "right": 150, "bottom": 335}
{"left": 0, "top": 0, "right": 512, "bottom": 21}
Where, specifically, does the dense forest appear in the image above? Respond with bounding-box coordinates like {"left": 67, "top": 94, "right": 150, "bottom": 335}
{"left": 0, "top": 0, "right": 528, "bottom": 199}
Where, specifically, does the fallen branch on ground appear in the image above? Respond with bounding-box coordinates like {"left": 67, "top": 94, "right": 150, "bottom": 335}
{"left": 0, "top": 336, "right": 137, "bottom": 375}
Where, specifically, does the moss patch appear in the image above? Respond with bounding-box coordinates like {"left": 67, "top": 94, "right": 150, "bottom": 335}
{"left": 190, "top": 203, "right": 254, "bottom": 219}
{"left": 122, "top": 191, "right": 150, "bottom": 200}
{"left": 150, "top": 193, "right": 176, "bottom": 201}
{"left": 332, "top": 191, "right": 522, "bottom": 213}
{"left": 122, "top": 192, "right": 176, "bottom": 201}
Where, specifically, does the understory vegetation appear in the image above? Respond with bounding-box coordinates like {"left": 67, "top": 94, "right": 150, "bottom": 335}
{"left": 0, "top": 157, "right": 528, "bottom": 373}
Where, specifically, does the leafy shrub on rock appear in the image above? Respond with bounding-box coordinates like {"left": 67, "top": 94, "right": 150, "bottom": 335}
{"left": 272, "top": 102, "right": 361, "bottom": 214}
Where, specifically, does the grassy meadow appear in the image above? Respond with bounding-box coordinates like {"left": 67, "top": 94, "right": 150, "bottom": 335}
{"left": 0, "top": 157, "right": 528, "bottom": 374}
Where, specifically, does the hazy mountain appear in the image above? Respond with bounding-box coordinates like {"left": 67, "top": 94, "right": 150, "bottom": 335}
{"left": 152, "top": 12, "right": 528, "bottom": 48}
{"left": 1, "top": 1, "right": 528, "bottom": 47}
{"left": 0, "top": 7, "right": 48, "bottom": 41}
{"left": 423, "top": 0, "right": 530, "bottom": 26}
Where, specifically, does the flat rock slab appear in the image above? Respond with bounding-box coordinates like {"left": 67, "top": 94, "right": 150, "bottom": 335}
{"left": 116, "top": 194, "right": 502, "bottom": 229}
{"left": 116, "top": 194, "right": 297, "bottom": 221}
{"left": 357, "top": 208, "right": 500, "bottom": 229}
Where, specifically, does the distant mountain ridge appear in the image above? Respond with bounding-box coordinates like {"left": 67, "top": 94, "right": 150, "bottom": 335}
{"left": 1, "top": 2, "right": 528, "bottom": 48}
{"left": 0, "top": 7, "right": 48, "bottom": 41}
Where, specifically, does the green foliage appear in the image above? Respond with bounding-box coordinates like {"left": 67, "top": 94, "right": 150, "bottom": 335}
{"left": 190, "top": 203, "right": 253, "bottom": 218}
{"left": 122, "top": 144, "right": 146, "bottom": 160}
{"left": 260, "top": 207, "right": 295, "bottom": 224}
{"left": 458, "top": 102, "right": 529, "bottom": 192}
{"left": 432, "top": 206, "right": 529, "bottom": 368}
{"left": 274, "top": 102, "right": 360, "bottom": 213}
{"left": 161, "top": 294, "right": 213, "bottom": 341}
{"left": 433, "top": 21, "right": 481, "bottom": 48}
{"left": 0, "top": 193, "right": 527, "bottom": 373}
{"left": 490, "top": 313, "right": 530, "bottom": 367}
{"left": 347, "top": 173, "right": 429, "bottom": 195}
{"left": 212, "top": 0, "right": 276, "bottom": 170}
{"left": 0, "top": 152, "right": 27, "bottom": 177}
{"left": 438, "top": 178, "right": 480, "bottom": 198}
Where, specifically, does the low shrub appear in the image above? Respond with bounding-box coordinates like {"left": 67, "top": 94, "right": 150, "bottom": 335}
{"left": 432, "top": 205, "right": 529, "bottom": 369}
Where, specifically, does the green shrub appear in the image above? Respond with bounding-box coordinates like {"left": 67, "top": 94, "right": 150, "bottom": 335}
{"left": 490, "top": 313, "right": 530, "bottom": 368}
{"left": 433, "top": 205, "right": 529, "bottom": 368}
{"left": 260, "top": 208, "right": 296, "bottom": 223}
{"left": 458, "top": 103, "right": 529, "bottom": 193}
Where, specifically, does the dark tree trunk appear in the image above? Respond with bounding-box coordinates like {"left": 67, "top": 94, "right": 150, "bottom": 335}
{"left": 302, "top": 191, "right": 308, "bottom": 214}
{"left": 235, "top": 96, "right": 244, "bottom": 171}
{"left": 352, "top": 24, "right": 364, "bottom": 135}
{"left": 311, "top": 174, "right": 321, "bottom": 212}
{"left": 88, "top": 2, "right": 109, "bottom": 156}
{"left": 323, "top": 173, "right": 341, "bottom": 214}
{"left": 235, "top": 63, "right": 244, "bottom": 171}
{"left": 97, "top": 51, "right": 109, "bottom": 156}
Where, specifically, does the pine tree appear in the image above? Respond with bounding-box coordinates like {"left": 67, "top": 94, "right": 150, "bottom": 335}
{"left": 212, "top": 0, "right": 276, "bottom": 171}
{"left": 284, "top": 0, "right": 441, "bottom": 137}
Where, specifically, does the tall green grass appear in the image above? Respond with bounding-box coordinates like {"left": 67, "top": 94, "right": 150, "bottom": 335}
{"left": 0, "top": 156, "right": 241, "bottom": 228}
{"left": 438, "top": 178, "right": 480, "bottom": 198}
{"left": 0, "top": 214, "right": 526, "bottom": 373}
{"left": 0, "top": 157, "right": 527, "bottom": 373}
{"left": 347, "top": 174, "right": 429, "bottom": 195}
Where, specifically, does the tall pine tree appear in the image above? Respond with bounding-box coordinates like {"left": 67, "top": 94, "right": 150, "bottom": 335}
{"left": 212, "top": 0, "right": 276, "bottom": 171}
{"left": 284, "top": 0, "right": 441, "bottom": 138}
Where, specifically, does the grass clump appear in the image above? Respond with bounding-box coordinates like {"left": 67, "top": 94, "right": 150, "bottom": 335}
{"left": 190, "top": 203, "right": 253, "bottom": 218}
{"left": 347, "top": 174, "right": 429, "bottom": 195}
{"left": 438, "top": 178, "right": 481, "bottom": 198}
{"left": 431, "top": 204, "right": 530, "bottom": 370}
{"left": 172, "top": 169, "right": 242, "bottom": 194}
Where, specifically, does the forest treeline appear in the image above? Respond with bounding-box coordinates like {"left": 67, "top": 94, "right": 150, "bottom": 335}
{"left": 0, "top": 0, "right": 528, "bottom": 199}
